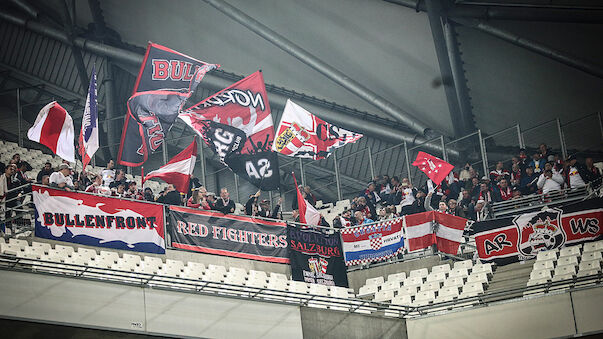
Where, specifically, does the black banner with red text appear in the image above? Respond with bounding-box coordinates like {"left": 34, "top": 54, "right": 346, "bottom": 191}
{"left": 168, "top": 206, "right": 289, "bottom": 263}
{"left": 471, "top": 198, "right": 603, "bottom": 265}
{"left": 287, "top": 226, "right": 348, "bottom": 287}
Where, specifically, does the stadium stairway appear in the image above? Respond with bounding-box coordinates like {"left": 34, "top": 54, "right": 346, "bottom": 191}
{"left": 480, "top": 261, "right": 532, "bottom": 303}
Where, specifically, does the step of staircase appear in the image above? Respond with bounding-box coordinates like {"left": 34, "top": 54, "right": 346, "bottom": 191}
{"left": 482, "top": 261, "right": 534, "bottom": 302}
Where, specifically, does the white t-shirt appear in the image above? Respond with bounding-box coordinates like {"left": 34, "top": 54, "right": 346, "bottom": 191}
{"left": 49, "top": 171, "right": 73, "bottom": 187}
{"left": 101, "top": 169, "right": 116, "bottom": 187}
{"left": 400, "top": 187, "right": 416, "bottom": 207}
{"left": 568, "top": 166, "right": 586, "bottom": 188}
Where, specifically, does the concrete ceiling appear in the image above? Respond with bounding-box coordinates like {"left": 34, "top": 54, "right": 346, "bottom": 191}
{"left": 71, "top": 0, "right": 453, "bottom": 135}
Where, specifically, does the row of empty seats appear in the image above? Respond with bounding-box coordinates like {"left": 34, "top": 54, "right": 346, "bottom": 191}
{"left": 0, "top": 238, "right": 374, "bottom": 313}
{"left": 357, "top": 260, "right": 493, "bottom": 315}
{"left": 526, "top": 241, "right": 603, "bottom": 295}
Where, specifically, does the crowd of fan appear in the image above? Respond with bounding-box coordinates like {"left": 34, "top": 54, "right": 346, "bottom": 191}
{"left": 0, "top": 155, "right": 281, "bottom": 223}
{"left": 1, "top": 143, "right": 600, "bottom": 229}
{"left": 331, "top": 144, "right": 601, "bottom": 227}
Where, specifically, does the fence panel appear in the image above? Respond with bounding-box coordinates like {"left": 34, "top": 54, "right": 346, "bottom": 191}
{"left": 482, "top": 125, "right": 522, "bottom": 173}
{"left": 562, "top": 113, "right": 603, "bottom": 158}
{"left": 521, "top": 119, "right": 563, "bottom": 160}
{"left": 445, "top": 131, "right": 483, "bottom": 179}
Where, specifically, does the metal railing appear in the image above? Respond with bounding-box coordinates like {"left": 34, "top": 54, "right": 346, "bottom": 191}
{"left": 0, "top": 252, "right": 600, "bottom": 319}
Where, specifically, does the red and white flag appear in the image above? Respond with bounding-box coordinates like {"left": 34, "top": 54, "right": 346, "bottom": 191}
{"left": 412, "top": 151, "right": 454, "bottom": 185}
{"left": 404, "top": 211, "right": 435, "bottom": 252}
{"left": 27, "top": 101, "right": 75, "bottom": 162}
{"left": 273, "top": 99, "right": 362, "bottom": 160}
{"left": 292, "top": 172, "right": 320, "bottom": 225}
{"left": 433, "top": 212, "right": 466, "bottom": 255}
{"left": 404, "top": 211, "right": 467, "bottom": 255}
{"left": 144, "top": 138, "right": 197, "bottom": 193}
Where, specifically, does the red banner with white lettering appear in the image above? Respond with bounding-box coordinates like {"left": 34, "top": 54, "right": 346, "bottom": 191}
{"left": 471, "top": 198, "right": 603, "bottom": 265}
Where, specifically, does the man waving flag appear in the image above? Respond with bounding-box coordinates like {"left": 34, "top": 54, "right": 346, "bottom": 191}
{"left": 79, "top": 65, "right": 99, "bottom": 168}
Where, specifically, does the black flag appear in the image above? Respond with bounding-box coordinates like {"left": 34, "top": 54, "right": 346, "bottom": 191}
{"left": 224, "top": 151, "right": 280, "bottom": 191}
{"left": 117, "top": 42, "right": 218, "bottom": 166}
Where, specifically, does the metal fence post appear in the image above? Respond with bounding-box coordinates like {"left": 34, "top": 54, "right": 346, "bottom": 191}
{"left": 299, "top": 158, "right": 305, "bottom": 187}
{"left": 556, "top": 118, "right": 568, "bottom": 159}
{"left": 234, "top": 174, "right": 240, "bottom": 202}
{"left": 440, "top": 135, "right": 448, "bottom": 162}
{"left": 333, "top": 152, "right": 342, "bottom": 201}
{"left": 162, "top": 142, "right": 168, "bottom": 165}
{"left": 404, "top": 141, "right": 412, "bottom": 184}
{"left": 367, "top": 147, "right": 375, "bottom": 180}
{"left": 478, "top": 129, "right": 489, "bottom": 176}
{"left": 17, "top": 88, "right": 22, "bottom": 147}
{"left": 516, "top": 123, "right": 524, "bottom": 149}
{"left": 598, "top": 112, "right": 603, "bottom": 141}
{"left": 198, "top": 139, "right": 206, "bottom": 187}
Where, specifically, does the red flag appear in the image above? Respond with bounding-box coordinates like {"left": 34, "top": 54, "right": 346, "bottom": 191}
{"left": 144, "top": 138, "right": 197, "bottom": 193}
{"left": 292, "top": 172, "right": 320, "bottom": 226}
{"left": 412, "top": 151, "right": 454, "bottom": 185}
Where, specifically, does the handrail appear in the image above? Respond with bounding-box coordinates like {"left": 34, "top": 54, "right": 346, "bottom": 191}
{"left": 1, "top": 253, "right": 600, "bottom": 319}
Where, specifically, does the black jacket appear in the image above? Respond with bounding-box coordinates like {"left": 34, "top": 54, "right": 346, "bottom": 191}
{"left": 213, "top": 198, "right": 235, "bottom": 214}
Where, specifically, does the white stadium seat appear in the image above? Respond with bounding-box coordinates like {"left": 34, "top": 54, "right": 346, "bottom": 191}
{"left": 536, "top": 250, "right": 558, "bottom": 262}
{"left": 380, "top": 280, "right": 402, "bottom": 292}
{"left": 409, "top": 268, "right": 429, "bottom": 279}
{"left": 532, "top": 260, "right": 554, "bottom": 271}
{"left": 583, "top": 241, "right": 603, "bottom": 253}
{"left": 581, "top": 251, "right": 602, "bottom": 263}
{"left": 404, "top": 276, "right": 424, "bottom": 287}
{"left": 466, "top": 273, "right": 489, "bottom": 284}
{"left": 448, "top": 268, "right": 469, "bottom": 279}
{"left": 289, "top": 281, "right": 309, "bottom": 294}
{"left": 31, "top": 241, "right": 51, "bottom": 254}
{"left": 431, "top": 264, "right": 451, "bottom": 274}
{"left": 556, "top": 256, "right": 578, "bottom": 267}
{"left": 427, "top": 272, "right": 447, "bottom": 283}
{"left": 420, "top": 281, "right": 441, "bottom": 292}
{"left": 358, "top": 284, "right": 378, "bottom": 297}
{"left": 387, "top": 272, "right": 406, "bottom": 282}
{"left": 559, "top": 245, "right": 581, "bottom": 258}
{"left": 530, "top": 269, "right": 552, "bottom": 281}
{"left": 413, "top": 290, "right": 436, "bottom": 307}
{"left": 397, "top": 285, "right": 419, "bottom": 296}
{"left": 471, "top": 263, "right": 493, "bottom": 275}
{"left": 460, "top": 282, "right": 484, "bottom": 298}
{"left": 365, "top": 276, "right": 385, "bottom": 286}
{"left": 374, "top": 289, "right": 395, "bottom": 302}
{"left": 443, "top": 277, "right": 465, "bottom": 288}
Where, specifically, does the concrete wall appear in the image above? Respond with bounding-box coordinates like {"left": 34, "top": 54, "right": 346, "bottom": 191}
{"left": 0, "top": 270, "right": 303, "bottom": 338}
{"left": 300, "top": 307, "right": 406, "bottom": 339}
{"left": 406, "top": 287, "right": 603, "bottom": 339}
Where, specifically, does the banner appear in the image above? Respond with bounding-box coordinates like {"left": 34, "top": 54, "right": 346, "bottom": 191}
{"left": 405, "top": 211, "right": 467, "bottom": 255}
{"left": 472, "top": 198, "right": 603, "bottom": 265}
{"left": 288, "top": 226, "right": 348, "bottom": 287}
{"left": 179, "top": 71, "right": 279, "bottom": 190}
{"left": 32, "top": 185, "right": 165, "bottom": 254}
{"left": 341, "top": 218, "right": 404, "bottom": 266}
{"left": 169, "top": 206, "right": 289, "bottom": 263}
{"left": 273, "top": 99, "right": 362, "bottom": 160}
{"left": 118, "top": 42, "right": 217, "bottom": 166}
